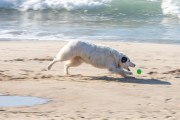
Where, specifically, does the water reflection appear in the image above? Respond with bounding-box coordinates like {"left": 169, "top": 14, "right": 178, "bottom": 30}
{"left": 0, "top": 95, "right": 49, "bottom": 107}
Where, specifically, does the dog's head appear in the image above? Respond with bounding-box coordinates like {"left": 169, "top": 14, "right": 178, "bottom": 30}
{"left": 119, "top": 55, "right": 135, "bottom": 71}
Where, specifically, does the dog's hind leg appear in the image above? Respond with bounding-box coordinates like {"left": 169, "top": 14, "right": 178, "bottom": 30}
{"left": 64, "top": 56, "right": 83, "bottom": 75}
{"left": 64, "top": 64, "right": 70, "bottom": 75}
{"left": 47, "top": 58, "right": 59, "bottom": 70}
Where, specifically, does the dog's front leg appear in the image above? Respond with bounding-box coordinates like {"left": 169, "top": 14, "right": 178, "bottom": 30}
{"left": 109, "top": 67, "right": 132, "bottom": 77}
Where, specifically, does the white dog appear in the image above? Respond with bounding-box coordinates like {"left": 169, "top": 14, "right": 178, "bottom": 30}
{"left": 48, "top": 41, "right": 135, "bottom": 77}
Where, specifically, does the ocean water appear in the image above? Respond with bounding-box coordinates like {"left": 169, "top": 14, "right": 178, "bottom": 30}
{"left": 0, "top": 0, "right": 180, "bottom": 44}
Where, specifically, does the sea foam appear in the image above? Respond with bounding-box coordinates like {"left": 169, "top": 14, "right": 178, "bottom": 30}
{"left": 0, "top": 0, "right": 111, "bottom": 11}
{"left": 0, "top": 0, "right": 180, "bottom": 19}
{"left": 162, "top": 0, "right": 180, "bottom": 19}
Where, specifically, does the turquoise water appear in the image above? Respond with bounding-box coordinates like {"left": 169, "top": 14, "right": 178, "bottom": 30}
{"left": 0, "top": 95, "right": 48, "bottom": 107}
{"left": 0, "top": 0, "right": 180, "bottom": 44}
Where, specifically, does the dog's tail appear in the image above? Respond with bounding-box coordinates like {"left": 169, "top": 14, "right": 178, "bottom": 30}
{"left": 47, "top": 58, "right": 58, "bottom": 70}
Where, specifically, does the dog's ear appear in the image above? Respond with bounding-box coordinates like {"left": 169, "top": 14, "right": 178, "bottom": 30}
{"left": 121, "top": 57, "right": 127, "bottom": 63}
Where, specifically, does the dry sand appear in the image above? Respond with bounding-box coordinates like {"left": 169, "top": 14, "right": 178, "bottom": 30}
{"left": 0, "top": 41, "right": 180, "bottom": 120}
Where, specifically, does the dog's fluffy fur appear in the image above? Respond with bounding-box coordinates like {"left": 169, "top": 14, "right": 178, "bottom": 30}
{"left": 48, "top": 41, "right": 135, "bottom": 77}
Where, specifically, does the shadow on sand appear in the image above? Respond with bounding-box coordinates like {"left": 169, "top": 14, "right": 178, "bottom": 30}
{"left": 89, "top": 76, "right": 171, "bottom": 85}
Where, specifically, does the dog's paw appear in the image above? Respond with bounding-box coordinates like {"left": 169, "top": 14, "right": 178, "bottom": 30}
{"left": 126, "top": 71, "right": 133, "bottom": 75}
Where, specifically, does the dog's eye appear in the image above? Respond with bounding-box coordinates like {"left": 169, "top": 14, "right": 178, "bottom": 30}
{"left": 121, "top": 57, "right": 127, "bottom": 63}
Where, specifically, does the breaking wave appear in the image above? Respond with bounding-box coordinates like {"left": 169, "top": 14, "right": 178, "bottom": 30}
{"left": 0, "top": 0, "right": 179, "bottom": 18}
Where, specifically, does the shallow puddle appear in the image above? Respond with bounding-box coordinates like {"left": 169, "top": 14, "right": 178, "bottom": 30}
{"left": 0, "top": 95, "right": 49, "bottom": 107}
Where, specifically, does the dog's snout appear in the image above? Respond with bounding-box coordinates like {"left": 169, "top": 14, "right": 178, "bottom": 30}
{"left": 130, "top": 63, "right": 136, "bottom": 67}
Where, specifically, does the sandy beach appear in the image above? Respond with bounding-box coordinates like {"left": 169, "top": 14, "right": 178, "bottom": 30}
{"left": 0, "top": 41, "right": 180, "bottom": 120}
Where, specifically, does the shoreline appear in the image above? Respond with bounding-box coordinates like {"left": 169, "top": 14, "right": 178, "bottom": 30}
{"left": 0, "top": 40, "right": 180, "bottom": 119}
{"left": 0, "top": 39, "right": 180, "bottom": 45}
